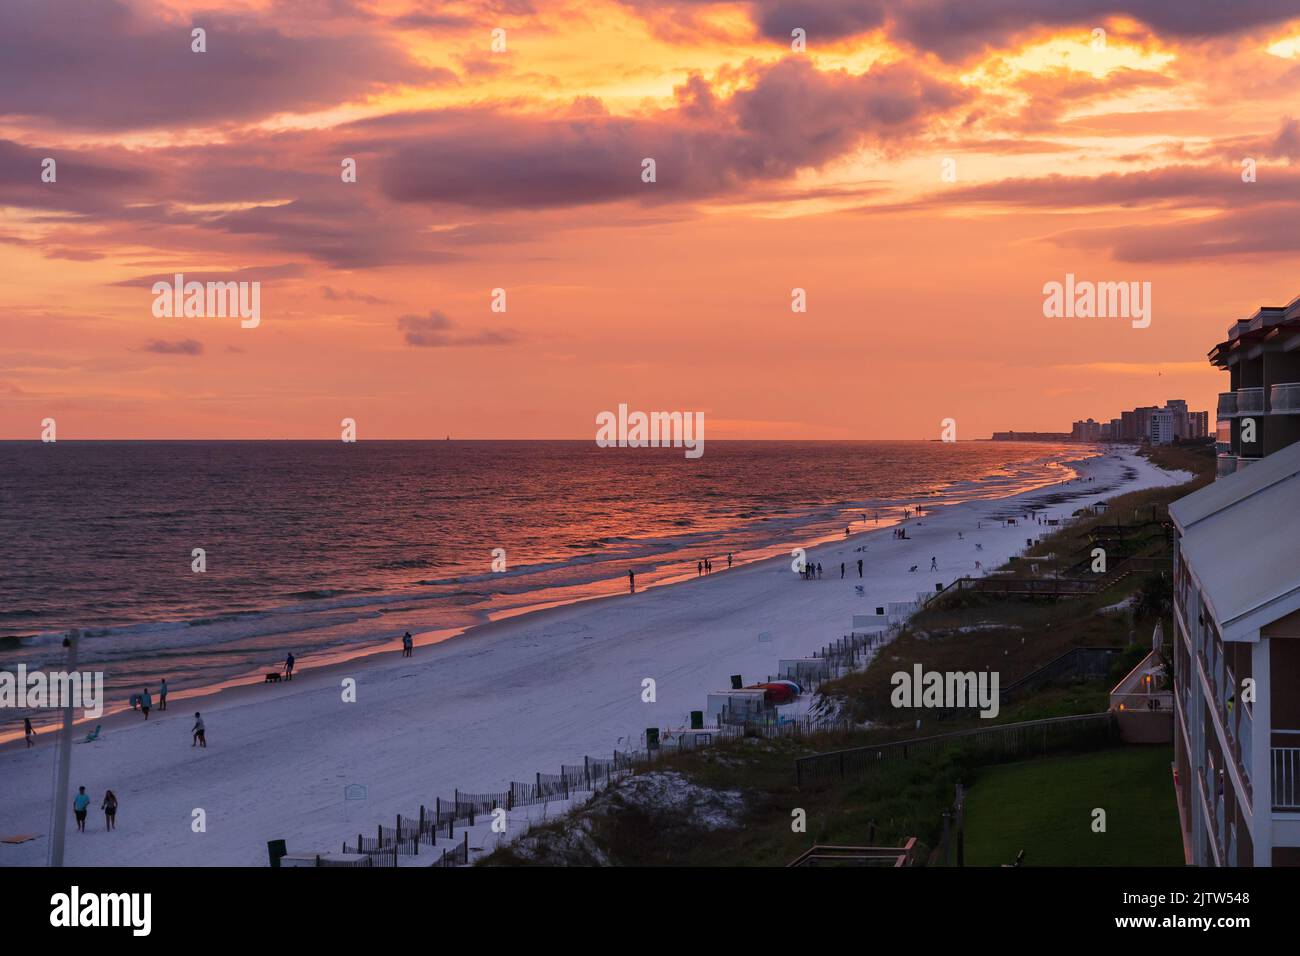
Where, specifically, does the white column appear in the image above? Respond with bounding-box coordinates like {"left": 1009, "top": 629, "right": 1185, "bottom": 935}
{"left": 1252, "top": 635, "right": 1271, "bottom": 867}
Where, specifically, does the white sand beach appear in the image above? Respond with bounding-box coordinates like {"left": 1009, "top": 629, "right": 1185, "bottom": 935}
{"left": 0, "top": 448, "right": 1190, "bottom": 866}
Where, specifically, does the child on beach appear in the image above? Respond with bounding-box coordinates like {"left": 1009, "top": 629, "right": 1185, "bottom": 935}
{"left": 140, "top": 687, "right": 152, "bottom": 719}
{"left": 101, "top": 790, "right": 118, "bottom": 831}
{"left": 192, "top": 712, "right": 206, "bottom": 748}
{"left": 24, "top": 717, "right": 35, "bottom": 748}
{"left": 73, "top": 787, "right": 89, "bottom": 832}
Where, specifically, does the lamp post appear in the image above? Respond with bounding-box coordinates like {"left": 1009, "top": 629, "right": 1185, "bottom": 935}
{"left": 47, "top": 629, "right": 80, "bottom": 868}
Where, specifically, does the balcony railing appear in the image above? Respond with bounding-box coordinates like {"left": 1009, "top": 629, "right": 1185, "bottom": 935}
{"left": 1273, "top": 747, "right": 1300, "bottom": 811}
{"left": 1217, "top": 391, "right": 1237, "bottom": 417}
{"left": 1270, "top": 382, "right": 1300, "bottom": 413}
{"left": 1216, "top": 456, "right": 1237, "bottom": 477}
{"left": 1237, "top": 387, "right": 1265, "bottom": 415}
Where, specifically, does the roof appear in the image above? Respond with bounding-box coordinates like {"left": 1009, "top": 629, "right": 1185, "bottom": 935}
{"left": 1208, "top": 296, "right": 1300, "bottom": 367}
{"left": 1170, "top": 441, "right": 1300, "bottom": 639}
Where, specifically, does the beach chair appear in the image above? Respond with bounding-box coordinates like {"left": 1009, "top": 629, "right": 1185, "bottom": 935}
{"left": 82, "top": 725, "right": 101, "bottom": 743}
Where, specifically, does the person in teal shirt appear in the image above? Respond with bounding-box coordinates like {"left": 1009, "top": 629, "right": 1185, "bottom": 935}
{"left": 73, "top": 786, "right": 90, "bottom": 832}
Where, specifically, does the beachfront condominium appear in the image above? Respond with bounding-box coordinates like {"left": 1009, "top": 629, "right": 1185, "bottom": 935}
{"left": 1212, "top": 295, "right": 1300, "bottom": 477}
{"left": 1170, "top": 439, "right": 1300, "bottom": 865}
{"left": 1169, "top": 295, "right": 1300, "bottom": 866}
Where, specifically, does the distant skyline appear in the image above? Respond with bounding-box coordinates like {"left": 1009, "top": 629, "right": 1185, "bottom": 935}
{"left": 4, "top": 0, "right": 1299, "bottom": 439}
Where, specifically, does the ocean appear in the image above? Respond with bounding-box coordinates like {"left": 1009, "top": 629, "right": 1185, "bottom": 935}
{"left": 0, "top": 440, "right": 1083, "bottom": 726}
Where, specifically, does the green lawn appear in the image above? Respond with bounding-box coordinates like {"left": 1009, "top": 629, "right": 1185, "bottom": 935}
{"left": 963, "top": 746, "right": 1185, "bottom": 867}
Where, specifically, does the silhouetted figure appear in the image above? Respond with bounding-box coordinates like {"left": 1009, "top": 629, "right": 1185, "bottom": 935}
{"left": 24, "top": 717, "right": 35, "bottom": 748}
{"left": 192, "top": 712, "right": 206, "bottom": 748}
{"left": 857, "top": 559, "right": 863, "bottom": 578}
{"left": 73, "top": 786, "right": 89, "bottom": 832}
{"left": 840, "top": 562, "right": 845, "bottom": 579}
{"left": 158, "top": 678, "right": 168, "bottom": 711}
{"left": 140, "top": 687, "right": 152, "bottom": 720}
{"left": 101, "top": 790, "right": 118, "bottom": 831}
{"left": 628, "top": 569, "right": 635, "bottom": 593}
{"left": 73, "top": 790, "right": 90, "bottom": 832}
{"left": 401, "top": 633, "right": 413, "bottom": 658}
{"left": 284, "top": 652, "right": 296, "bottom": 679}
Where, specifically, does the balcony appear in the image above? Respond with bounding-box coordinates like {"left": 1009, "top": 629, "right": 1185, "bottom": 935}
{"left": 1236, "top": 387, "right": 1266, "bottom": 415}
{"left": 1217, "top": 391, "right": 1237, "bottom": 417}
{"left": 1216, "top": 455, "right": 1237, "bottom": 477}
{"left": 1273, "top": 746, "right": 1300, "bottom": 811}
{"left": 1270, "top": 382, "right": 1300, "bottom": 413}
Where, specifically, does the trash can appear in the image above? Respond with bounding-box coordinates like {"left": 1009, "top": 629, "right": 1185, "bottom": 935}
{"left": 267, "top": 839, "right": 287, "bottom": 868}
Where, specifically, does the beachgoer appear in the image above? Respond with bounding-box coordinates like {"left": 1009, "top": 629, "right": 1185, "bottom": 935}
{"left": 402, "top": 633, "right": 413, "bottom": 658}
{"left": 840, "top": 562, "right": 845, "bottom": 579}
{"left": 857, "top": 559, "right": 863, "bottom": 578}
{"left": 697, "top": 561, "right": 703, "bottom": 576}
{"left": 158, "top": 678, "right": 168, "bottom": 711}
{"left": 844, "top": 527, "right": 849, "bottom": 538}
{"left": 192, "top": 712, "right": 206, "bottom": 748}
{"left": 816, "top": 563, "right": 823, "bottom": 579}
{"left": 73, "top": 787, "right": 89, "bottom": 832}
{"left": 628, "top": 569, "right": 635, "bottom": 593}
{"left": 24, "top": 717, "right": 35, "bottom": 748}
{"left": 930, "top": 557, "right": 938, "bottom": 571}
{"left": 140, "top": 687, "right": 152, "bottom": 719}
{"left": 727, "top": 553, "right": 733, "bottom": 569}
{"left": 285, "top": 652, "right": 296, "bottom": 677}
{"left": 101, "top": 790, "right": 118, "bottom": 831}
{"left": 130, "top": 693, "right": 140, "bottom": 711}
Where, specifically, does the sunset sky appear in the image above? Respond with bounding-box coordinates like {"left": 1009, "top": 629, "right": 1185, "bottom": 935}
{"left": 4, "top": 0, "right": 1300, "bottom": 439}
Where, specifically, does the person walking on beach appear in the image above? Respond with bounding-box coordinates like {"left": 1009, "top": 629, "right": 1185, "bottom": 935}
{"left": 101, "top": 789, "right": 118, "bottom": 831}
{"left": 840, "top": 562, "right": 845, "bottom": 579}
{"left": 140, "top": 687, "right": 152, "bottom": 720}
{"left": 73, "top": 787, "right": 89, "bottom": 833}
{"left": 158, "top": 678, "right": 168, "bottom": 711}
{"left": 727, "top": 553, "right": 732, "bottom": 569}
{"left": 402, "top": 632, "right": 413, "bottom": 657}
{"left": 857, "top": 558, "right": 863, "bottom": 578}
{"left": 697, "top": 560, "right": 703, "bottom": 576}
{"left": 284, "top": 652, "right": 296, "bottom": 679}
{"left": 24, "top": 717, "right": 35, "bottom": 748}
{"left": 628, "top": 569, "right": 635, "bottom": 593}
{"left": 191, "top": 712, "right": 206, "bottom": 748}
{"left": 816, "top": 563, "right": 823, "bottom": 579}
{"left": 844, "top": 526, "right": 850, "bottom": 538}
